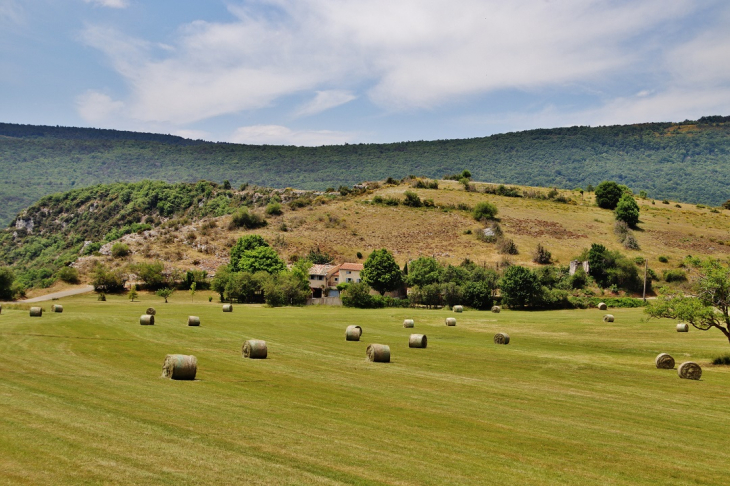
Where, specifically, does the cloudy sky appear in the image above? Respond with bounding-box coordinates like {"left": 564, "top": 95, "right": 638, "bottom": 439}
{"left": 1, "top": 0, "right": 729, "bottom": 145}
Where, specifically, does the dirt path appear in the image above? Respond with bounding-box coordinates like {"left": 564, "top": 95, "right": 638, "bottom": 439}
{"left": 19, "top": 285, "right": 95, "bottom": 303}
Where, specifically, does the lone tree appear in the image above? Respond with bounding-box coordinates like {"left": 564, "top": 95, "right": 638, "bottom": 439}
{"left": 362, "top": 249, "right": 402, "bottom": 295}
{"left": 156, "top": 287, "right": 174, "bottom": 303}
{"left": 594, "top": 181, "right": 623, "bottom": 209}
{"left": 615, "top": 194, "right": 640, "bottom": 227}
{"left": 128, "top": 284, "right": 138, "bottom": 302}
{"left": 646, "top": 259, "right": 730, "bottom": 344}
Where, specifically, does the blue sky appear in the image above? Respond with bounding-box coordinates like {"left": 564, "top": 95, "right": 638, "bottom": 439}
{"left": 1, "top": 0, "right": 729, "bottom": 145}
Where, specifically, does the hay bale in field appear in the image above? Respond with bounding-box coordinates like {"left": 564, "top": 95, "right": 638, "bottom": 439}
{"left": 29, "top": 307, "right": 42, "bottom": 317}
{"left": 403, "top": 319, "right": 414, "bottom": 328}
{"left": 140, "top": 314, "right": 154, "bottom": 325}
{"left": 678, "top": 361, "right": 702, "bottom": 380}
{"left": 676, "top": 323, "right": 689, "bottom": 332}
{"left": 445, "top": 317, "right": 456, "bottom": 326}
{"left": 491, "top": 306, "right": 501, "bottom": 313}
{"left": 494, "top": 332, "right": 510, "bottom": 345}
{"left": 0, "top": 304, "right": 3, "bottom": 314}
{"left": 146, "top": 307, "right": 156, "bottom": 316}
{"left": 222, "top": 304, "right": 233, "bottom": 312}
{"left": 603, "top": 314, "right": 614, "bottom": 322}
{"left": 242, "top": 339, "right": 267, "bottom": 359}
{"left": 161, "top": 354, "right": 197, "bottom": 380}
{"left": 188, "top": 316, "right": 200, "bottom": 326}
{"left": 52, "top": 305, "right": 63, "bottom": 313}
{"left": 409, "top": 334, "right": 427, "bottom": 348}
{"left": 366, "top": 344, "right": 390, "bottom": 362}
{"left": 453, "top": 305, "right": 463, "bottom": 313}
{"left": 345, "top": 325, "right": 362, "bottom": 341}
{"left": 598, "top": 302, "right": 608, "bottom": 310}
{"left": 655, "top": 353, "right": 675, "bottom": 369}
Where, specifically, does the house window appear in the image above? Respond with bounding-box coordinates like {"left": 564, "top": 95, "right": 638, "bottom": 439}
{"left": 347, "top": 278, "right": 352, "bottom": 282}
{"left": 346, "top": 271, "right": 351, "bottom": 274}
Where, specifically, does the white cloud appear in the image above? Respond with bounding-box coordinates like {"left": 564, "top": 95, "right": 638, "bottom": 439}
{"left": 230, "top": 125, "right": 355, "bottom": 146}
{"left": 75, "top": 90, "right": 124, "bottom": 123}
{"left": 293, "top": 90, "right": 357, "bottom": 117}
{"left": 84, "top": 0, "right": 129, "bottom": 8}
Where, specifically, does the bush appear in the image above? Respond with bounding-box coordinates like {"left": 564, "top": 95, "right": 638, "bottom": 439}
{"left": 497, "top": 238, "right": 518, "bottom": 255}
{"left": 341, "top": 282, "right": 382, "bottom": 308}
{"left": 532, "top": 243, "right": 552, "bottom": 264}
{"left": 265, "top": 202, "right": 283, "bottom": 216}
{"left": 658, "top": 255, "right": 669, "bottom": 263}
{"left": 0, "top": 267, "right": 15, "bottom": 300}
{"left": 229, "top": 208, "right": 266, "bottom": 229}
{"left": 712, "top": 355, "right": 730, "bottom": 365}
{"left": 663, "top": 269, "right": 688, "bottom": 282}
{"left": 90, "top": 263, "right": 126, "bottom": 293}
{"left": 615, "top": 194, "right": 640, "bottom": 227}
{"left": 402, "top": 191, "right": 423, "bottom": 207}
{"left": 472, "top": 201, "right": 498, "bottom": 221}
{"left": 57, "top": 266, "right": 79, "bottom": 284}
{"left": 595, "top": 181, "right": 623, "bottom": 209}
{"left": 111, "top": 242, "right": 130, "bottom": 258}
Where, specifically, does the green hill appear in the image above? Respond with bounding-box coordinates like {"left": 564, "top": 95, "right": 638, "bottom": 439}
{"left": 1, "top": 116, "right": 729, "bottom": 227}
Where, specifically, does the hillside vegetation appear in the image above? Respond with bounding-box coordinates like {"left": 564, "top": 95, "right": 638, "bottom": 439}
{"left": 1, "top": 116, "right": 730, "bottom": 226}
{"left": 3, "top": 176, "right": 729, "bottom": 297}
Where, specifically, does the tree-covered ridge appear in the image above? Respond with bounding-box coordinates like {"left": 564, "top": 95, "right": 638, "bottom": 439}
{"left": 1, "top": 117, "right": 729, "bottom": 226}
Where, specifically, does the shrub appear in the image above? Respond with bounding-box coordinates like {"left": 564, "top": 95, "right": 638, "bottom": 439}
{"left": 663, "top": 269, "right": 688, "bottom": 282}
{"left": 595, "top": 181, "right": 623, "bottom": 209}
{"left": 403, "top": 191, "right": 423, "bottom": 207}
{"left": 473, "top": 201, "right": 498, "bottom": 221}
{"left": 497, "top": 238, "right": 518, "bottom": 255}
{"left": 712, "top": 355, "right": 730, "bottom": 365}
{"left": 383, "top": 196, "right": 400, "bottom": 206}
{"left": 532, "top": 243, "right": 552, "bottom": 264}
{"left": 57, "top": 266, "right": 79, "bottom": 284}
{"left": 265, "top": 202, "right": 283, "bottom": 216}
{"left": 229, "top": 208, "right": 266, "bottom": 229}
{"left": 341, "top": 282, "right": 382, "bottom": 308}
{"left": 615, "top": 194, "right": 640, "bottom": 227}
{"left": 372, "top": 195, "right": 384, "bottom": 204}
{"left": 111, "top": 242, "right": 130, "bottom": 258}
{"left": 356, "top": 251, "right": 363, "bottom": 259}
{"left": 0, "top": 266, "right": 15, "bottom": 300}
{"left": 658, "top": 255, "right": 669, "bottom": 263}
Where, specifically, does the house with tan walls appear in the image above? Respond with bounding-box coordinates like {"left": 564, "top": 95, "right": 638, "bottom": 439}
{"left": 337, "top": 263, "right": 364, "bottom": 284}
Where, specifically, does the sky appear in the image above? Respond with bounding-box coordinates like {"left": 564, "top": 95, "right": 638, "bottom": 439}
{"left": 1, "top": 0, "right": 729, "bottom": 146}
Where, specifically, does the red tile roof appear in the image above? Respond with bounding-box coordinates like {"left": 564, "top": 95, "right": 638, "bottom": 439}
{"left": 339, "top": 263, "right": 364, "bottom": 271}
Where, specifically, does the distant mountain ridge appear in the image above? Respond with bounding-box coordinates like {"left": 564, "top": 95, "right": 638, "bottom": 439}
{"left": 1, "top": 117, "right": 729, "bottom": 226}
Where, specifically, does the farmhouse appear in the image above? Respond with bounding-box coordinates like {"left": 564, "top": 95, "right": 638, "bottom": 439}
{"left": 338, "top": 262, "right": 364, "bottom": 284}
{"left": 307, "top": 264, "right": 338, "bottom": 298}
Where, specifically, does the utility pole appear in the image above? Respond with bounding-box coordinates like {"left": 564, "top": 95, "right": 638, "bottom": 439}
{"left": 643, "top": 259, "right": 648, "bottom": 302}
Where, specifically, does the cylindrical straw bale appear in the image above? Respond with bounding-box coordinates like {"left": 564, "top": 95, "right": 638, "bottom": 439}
{"left": 598, "top": 302, "right": 608, "bottom": 310}
{"left": 676, "top": 323, "right": 689, "bottom": 332}
{"left": 345, "top": 325, "right": 362, "bottom": 341}
{"left": 29, "top": 307, "right": 42, "bottom": 317}
{"left": 366, "top": 344, "right": 390, "bottom": 362}
{"left": 453, "top": 305, "right": 463, "bottom": 313}
{"left": 140, "top": 314, "right": 154, "bottom": 325}
{"left": 409, "top": 334, "right": 427, "bottom": 348}
{"left": 494, "top": 332, "right": 510, "bottom": 345}
{"left": 242, "top": 339, "right": 267, "bottom": 359}
{"left": 52, "top": 304, "right": 63, "bottom": 313}
{"left": 491, "top": 306, "right": 501, "bottom": 313}
{"left": 161, "top": 354, "right": 197, "bottom": 380}
{"left": 403, "top": 319, "right": 414, "bottom": 328}
{"left": 146, "top": 307, "right": 156, "bottom": 316}
{"left": 678, "top": 361, "right": 702, "bottom": 380}
{"left": 655, "top": 353, "right": 675, "bottom": 369}
{"left": 445, "top": 317, "right": 457, "bottom": 326}
{"left": 603, "top": 314, "right": 614, "bottom": 322}
{"left": 187, "top": 316, "right": 200, "bottom": 326}
{"left": 222, "top": 304, "right": 233, "bottom": 312}
{"left": 0, "top": 304, "right": 2, "bottom": 314}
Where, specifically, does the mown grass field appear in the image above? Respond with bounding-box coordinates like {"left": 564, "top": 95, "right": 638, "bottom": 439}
{"left": 1, "top": 292, "right": 729, "bottom": 485}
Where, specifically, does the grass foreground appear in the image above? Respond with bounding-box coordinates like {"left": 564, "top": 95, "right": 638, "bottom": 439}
{"left": 1, "top": 292, "right": 729, "bottom": 485}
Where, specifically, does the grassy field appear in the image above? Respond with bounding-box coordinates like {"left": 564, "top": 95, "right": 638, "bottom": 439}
{"left": 1, "top": 292, "right": 729, "bottom": 485}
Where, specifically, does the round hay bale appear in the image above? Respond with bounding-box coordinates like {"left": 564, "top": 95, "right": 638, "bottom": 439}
{"left": 409, "top": 334, "right": 427, "bottom": 348}
{"left": 366, "top": 344, "right": 390, "bottom": 362}
{"left": 598, "top": 302, "right": 608, "bottom": 310}
{"left": 242, "top": 339, "right": 267, "bottom": 359}
{"left": 491, "top": 305, "right": 501, "bottom": 313}
{"left": 655, "top": 353, "right": 675, "bottom": 369}
{"left": 146, "top": 307, "right": 156, "bottom": 316}
{"left": 52, "top": 304, "right": 63, "bottom": 313}
{"left": 445, "top": 317, "right": 457, "bottom": 326}
{"left": 140, "top": 314, "right": 154, "bottom": 326}
{"left": 403, "top": 319, "right": 414, "bottom": 328}
{"left": 187, "top": 316, "right": 200, "bottom": 327}
{"left": 494, "top": 332, "right": 510, "bottom": 345}
{"left": 161, "top": 354, "right": 197, "bottom": 380}
{"left": 676, "top": 323, "right": 689, "bottom": 332}
{"left": 0, "top": 304, "right": 2, "bottom": 314}
{"left": 222, "top": 304, "right": 233, "bottom": 312}
{"left": 453, "top": 305, "right": 463, "bottom": 313}
{"left": 29, "top": 307, "right": 42, "bottom": 317}
{"left": 345, "top": 325, "right": 362, "bottom": 341}
{"left": 678, "top": 361, "right": 702, "bottom": 380}
{"left": 603, "top": 314, "right": 614, "bottom": 322}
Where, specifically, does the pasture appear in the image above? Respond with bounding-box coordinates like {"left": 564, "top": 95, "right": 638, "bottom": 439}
{"left": 1, "top": 293, "right": 728, "bottom": 485}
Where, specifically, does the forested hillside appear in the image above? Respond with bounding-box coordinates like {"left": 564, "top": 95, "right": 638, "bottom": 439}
{"left": 1, "top": 116, "right": 729, "bottom": 226}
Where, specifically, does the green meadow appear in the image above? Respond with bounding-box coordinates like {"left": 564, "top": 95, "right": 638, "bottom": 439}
{"left": 1, "top": 294, "right": 728, "bottom": 485}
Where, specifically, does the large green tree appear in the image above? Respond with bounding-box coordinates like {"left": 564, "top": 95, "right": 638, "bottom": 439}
{"left": 499, "top": 266, "right": 542, "bottom": 308}
{"left": 0, "top": 267, "right": 15, "bottom": 300}
{"left": 236, "top": 246, "right": 286, "bottom": 274}
{"left": 615, "top": 194, "right": 640, "bottom": 227}
{"left": 406, "top": 256, "right": 442, "bottom": 287}
{"left": 362, "top": 249, "right": 403, "bottom": 295}
{"left": 230, "top": 235, "right": 269, "bottom": 270}
{"left": 647, "top": 259, "right": 730, "bottom": 344}
{"left": 594, "top": 181, "right": 623, "bottom": 209}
